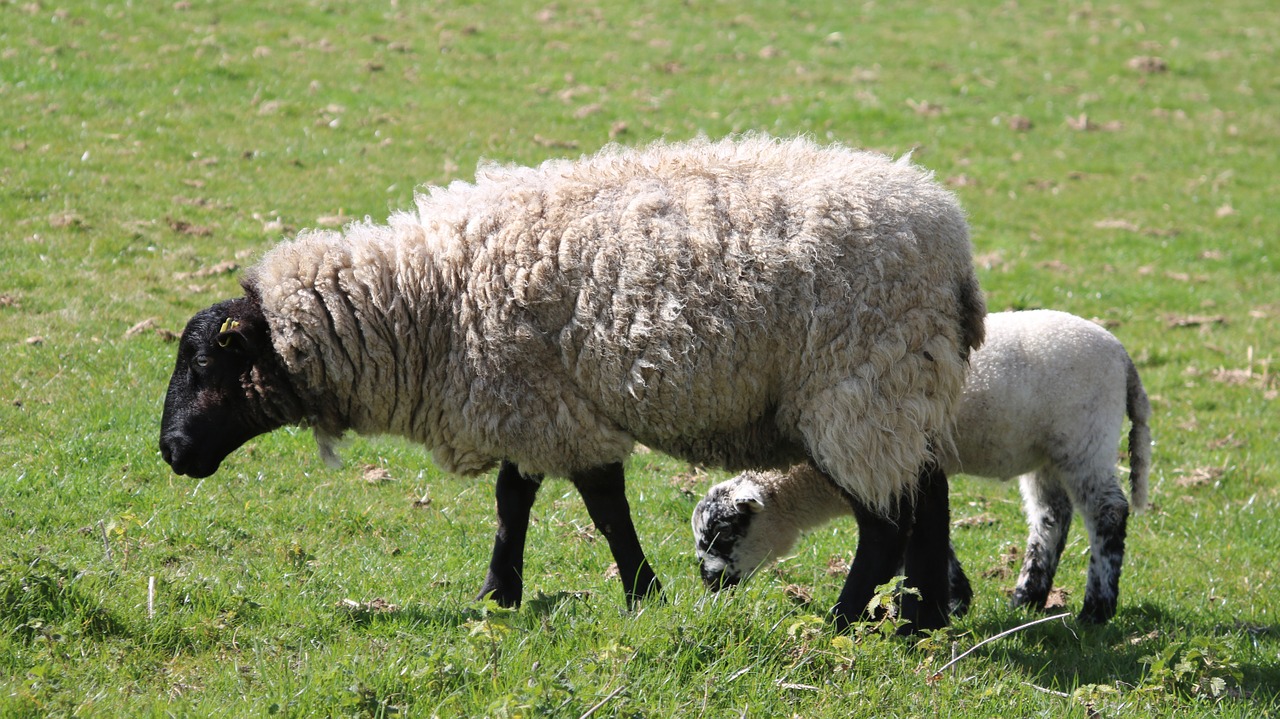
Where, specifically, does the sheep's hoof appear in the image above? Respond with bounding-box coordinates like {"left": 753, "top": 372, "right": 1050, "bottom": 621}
{"left": 475, "top": 581, "right": 522, "bottom": 608}
{"left": 830, "top": 603, "right": 945, "bottom": 636}
{"left": 909, "top": 602, "right": 951, "bottom": 634}
{"left": 947, "top": 552, "right": 973, "bottom": 618}
{"left": 623, "top": 575, "right": 665, "bottom": 610}
{"left": 949, "top": 575, "right": 973, "bottom": 618}
{"left": 829, "top": 601, "right": 863, "bottom": 633}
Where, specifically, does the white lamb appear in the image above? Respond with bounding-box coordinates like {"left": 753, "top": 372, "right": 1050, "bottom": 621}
{"left": 693, "top": 309, "right": 1151, "bottom": 623}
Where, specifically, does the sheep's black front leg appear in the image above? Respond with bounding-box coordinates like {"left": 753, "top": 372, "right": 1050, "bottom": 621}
{"left": 571, "top": 462, "right": 662, "bottom": 607}
{"left": 901, "top": 463, "right": 952, "bottom": 632}
{"left": 476, "top": 461, "right": 543, "bottom": 607}
{"left": 831, "top": 493, "right": 911, "bottom": 632}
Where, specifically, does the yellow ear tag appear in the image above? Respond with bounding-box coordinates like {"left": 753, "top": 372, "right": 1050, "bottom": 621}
{"left": 217, "top": 318, "right": 240, "bottom": 347}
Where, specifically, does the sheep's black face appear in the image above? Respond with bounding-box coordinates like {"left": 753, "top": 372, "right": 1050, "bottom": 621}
{"left": 160, "top": 294, "right": 298, "bottom": 478}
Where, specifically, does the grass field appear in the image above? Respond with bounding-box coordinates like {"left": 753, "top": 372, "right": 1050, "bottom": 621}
{"left": 2, "top": 0, "right": 1277, "bottom": 715}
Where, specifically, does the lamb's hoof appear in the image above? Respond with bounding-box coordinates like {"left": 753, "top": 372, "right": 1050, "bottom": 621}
{"left": 1076, "top": 597, "right": 1116, "bottom": 624}
{"left": 1010, "top": 588, "right": 1049, "bottom": 612}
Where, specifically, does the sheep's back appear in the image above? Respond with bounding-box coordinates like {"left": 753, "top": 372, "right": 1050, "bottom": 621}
{"left": 444, "top": 137, "right": 975, "bottom": 475}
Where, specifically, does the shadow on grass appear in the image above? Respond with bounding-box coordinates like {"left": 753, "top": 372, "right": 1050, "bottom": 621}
{"left": 958, "top": 602, "right": 1280, "bottom": 705}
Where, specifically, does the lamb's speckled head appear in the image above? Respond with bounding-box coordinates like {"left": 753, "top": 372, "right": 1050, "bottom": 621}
{"left": 691, "top": 472, "right": 800, "bottom": 590}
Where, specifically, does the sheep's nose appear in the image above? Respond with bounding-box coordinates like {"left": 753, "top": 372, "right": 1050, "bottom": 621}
{"left": 159, "top": 433, "right": 189, "bottom": 472}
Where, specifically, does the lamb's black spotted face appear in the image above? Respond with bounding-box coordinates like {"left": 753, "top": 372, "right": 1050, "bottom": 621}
{"left": 691, "top": 483, "right": 763, "bottom": 590}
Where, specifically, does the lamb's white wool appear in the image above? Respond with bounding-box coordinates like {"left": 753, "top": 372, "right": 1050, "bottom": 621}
{"left": 950, "top": 311, "right": 1150, "bottom": 512}
{"left": 247, "top": 135, "right": 985, "bottom": 514}
{"left": 694, "top": 310, "right": 1151, "bottom": 623}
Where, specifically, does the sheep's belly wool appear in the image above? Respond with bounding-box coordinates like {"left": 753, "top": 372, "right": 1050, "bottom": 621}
{"left": 248, "top": 136, "right": 983, "bottom": 513}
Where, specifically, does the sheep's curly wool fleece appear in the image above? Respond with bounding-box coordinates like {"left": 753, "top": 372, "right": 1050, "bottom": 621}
{"left": 247, "top": 135, "right": 985, "bottom": 512}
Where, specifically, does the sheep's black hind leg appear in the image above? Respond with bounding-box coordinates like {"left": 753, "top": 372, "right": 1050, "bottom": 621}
{"left": 901, "top": 463, "right": 953, "bottom": 632}
{"left": 948, "top": 541, "right": 973, "bottom": 618}
{"left": 476, "top": 461, "right": 543, "bottom": 607}
{"left": 571, "top": 462, "right": 662, "bottom": 607}
{"left": 831, "top": 493, "right": 911, "bottom": 632}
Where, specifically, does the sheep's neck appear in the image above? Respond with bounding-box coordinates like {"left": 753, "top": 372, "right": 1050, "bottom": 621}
{"left": 286, "top": 269, "right": 467, "bottom": 463}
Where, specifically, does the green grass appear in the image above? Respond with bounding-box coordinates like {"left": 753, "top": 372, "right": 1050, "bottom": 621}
{"left": 2, "top": 0, "right": 1277, "bottom": 715}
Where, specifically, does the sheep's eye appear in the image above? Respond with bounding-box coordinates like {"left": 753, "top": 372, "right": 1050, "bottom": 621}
{"left": 194, "top": 354, "right": 209, "bottom": 368}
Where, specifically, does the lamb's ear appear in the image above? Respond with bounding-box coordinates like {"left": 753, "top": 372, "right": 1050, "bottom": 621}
{"left": 731, "top": 484, "right": 766, "bottom": 514}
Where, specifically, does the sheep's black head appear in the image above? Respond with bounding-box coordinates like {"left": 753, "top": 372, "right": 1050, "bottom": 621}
{"left": 159, "top": 292, "right": 303, "bottom": 478}
{"left": 691, "top": 477, "right": 778, "bottom": 590}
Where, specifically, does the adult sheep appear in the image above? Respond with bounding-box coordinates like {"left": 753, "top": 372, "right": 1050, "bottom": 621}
{"left": 692, "top": 309, "right": 1151, "bottom": 624}
{"left": 159, "top": 135, "right": 985, "bottom": 631}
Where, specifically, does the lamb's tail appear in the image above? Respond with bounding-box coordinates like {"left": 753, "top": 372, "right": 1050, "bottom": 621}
{"left": 1124, "top": 354, "right": 1152, "bottom": 512}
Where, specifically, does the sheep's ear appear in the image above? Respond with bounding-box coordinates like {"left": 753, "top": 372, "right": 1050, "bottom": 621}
{"left": 731, "top": 485, "right": 766, "bottom": 514}
{"left": 215, "top": 318, "right": 249, "bottom": 352}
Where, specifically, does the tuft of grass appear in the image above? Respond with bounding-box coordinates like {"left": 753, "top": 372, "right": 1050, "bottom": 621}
{"left": 0, "top": 556, "right": 126, "bottom": 643}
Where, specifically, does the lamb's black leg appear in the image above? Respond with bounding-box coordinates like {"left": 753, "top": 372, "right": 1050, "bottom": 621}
{"left": 570, "top": 462, "right": 662, "bottom": 607}
{"left": 476, "top": 460, "right": 543, "bottom": 607}
{"left": 900, "top": 463, "right": 953, "bottom": 632}
{"left": 1074, "top": 478, "right": 1129, "bottom": 624}
{"left": 1013, "top": 473, "right": 1073, "bottom": 613}
{"left": 831, "top": 492, "right": 911, "bottom": 632}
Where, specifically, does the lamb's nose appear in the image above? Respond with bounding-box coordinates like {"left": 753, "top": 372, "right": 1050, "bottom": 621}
{"left": 700, "top": 565, "right": 739, "bottom": 591}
